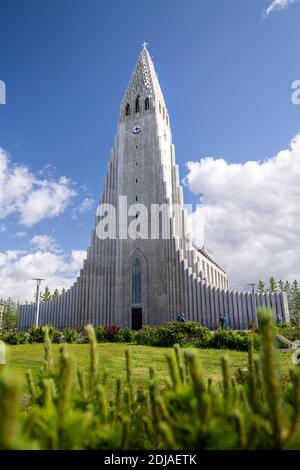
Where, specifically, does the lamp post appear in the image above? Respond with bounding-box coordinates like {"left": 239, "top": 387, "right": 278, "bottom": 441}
{"left": 32, "top": 278, "right": 45, "bottom": 327}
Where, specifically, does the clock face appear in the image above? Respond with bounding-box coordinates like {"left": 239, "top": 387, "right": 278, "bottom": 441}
{"left": 132, "top": 124, "right": 142, "bottom": 135}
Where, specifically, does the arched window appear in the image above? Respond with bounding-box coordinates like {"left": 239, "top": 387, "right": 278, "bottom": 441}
{"left": 135, "top": 96, "right": 140, "bottom": 113}
{"left": 125, "top": 103, "right": 130, "bottom": 116}
{"left": 132, "top": 259, "right": 142, "bottom": 304}
{"left": 145, "top": 97, "right": 150, "bottom": 110}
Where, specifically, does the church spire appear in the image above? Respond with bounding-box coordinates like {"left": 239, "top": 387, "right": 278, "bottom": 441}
{"left": 121, "top": 44, "right": 167, "bottom": 114}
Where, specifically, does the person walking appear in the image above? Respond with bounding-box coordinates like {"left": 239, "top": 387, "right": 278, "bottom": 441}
{"left": 177, "top": 313, "right": 186, "bottom": 322}
{"left": 219, "top": 313, "right": 226, "bottom": 328}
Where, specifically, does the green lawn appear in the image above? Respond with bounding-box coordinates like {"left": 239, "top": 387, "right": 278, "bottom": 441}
{"left": 5, "top": 343, "right": 294, "bottom": 398}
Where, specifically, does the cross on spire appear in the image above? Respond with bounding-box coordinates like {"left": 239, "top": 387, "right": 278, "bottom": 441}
{"left": 142, "top": 41, "right": 148, "bottom": 49}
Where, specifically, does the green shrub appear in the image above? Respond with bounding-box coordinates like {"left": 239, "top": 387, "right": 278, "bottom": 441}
{"left": 0, "top": 331, "right": 28, "bottom": 345}
{"left": 95, "top": 325, "right": 107, "bottom": 343}
{"left": 207, "top": 328, "right": 260, "bottom": 351}
{"left": 171, "top": 321, "right": 212, "bottom": 346}
{"left": 51, "top": 329, "right": 62, "bottom": 344}
{"left": 115, "top": 327, "right": 135, "bottom": 343}
{"left": 28, "top": 325, "right": 63, "bottom": 344}
{"left": 136, "top": 322, "right": 212, "bottom": 347}
{"left": 154, "top": 324, "right": 184, "bottom": 347}
{"left": 63, "top": 327, "right": 79, "bottom": 344}
{"left": 277, "top": 323, "right": 300, "bottom": 342}
{"left": 135, "top": 326, "right": 157, "bottom": 345}
{"left": 28, "top": 326, "right": 45, "bottom": 343}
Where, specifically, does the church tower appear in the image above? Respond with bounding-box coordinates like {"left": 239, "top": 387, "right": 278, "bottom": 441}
{"left": 91, "top": 43, "right": 228, "bottom": 328}
{"left": 18, "top": 46, "right": 289, "bottom": 330}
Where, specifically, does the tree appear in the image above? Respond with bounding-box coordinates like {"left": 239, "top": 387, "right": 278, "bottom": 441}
{"left": 52, "top": 289, "right": 60, "bottom": 300}
{"left": 257, "top": 281, "right": 267, "bottom": 294}
{"left": 278, "top": 280, "right": 285, "bottom": 293}
{"left": 0, "top": 298, "right": 19, "bottom": 329}
{"left": 256, "top": 277, "right": 300, "bottom": 325}
{"left": 268, "top": 277, "right": 278, "bottom": 293}
{"left": 284, "top": 280, "right": 291, "bottom": 296}
{"left": 41, "top": 286, "right": 52, "bottom": 302}
{"left": 33, "top": 290, "right": 42, "bottom": 303}
{"left": 290, "top": 280, "right": 299, "bottom": 299}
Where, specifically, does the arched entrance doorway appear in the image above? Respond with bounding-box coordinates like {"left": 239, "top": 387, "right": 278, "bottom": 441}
{"left": 124, "top": 249, "right": 148, "bottom": 330}
{"left": 131, "top": 259, "right": 142, "bottom": 330}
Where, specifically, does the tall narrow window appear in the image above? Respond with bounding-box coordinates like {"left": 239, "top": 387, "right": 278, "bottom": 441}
{"left": 145, "top": 97, "right": 150, "bottom": 110}
{"left": 159, "top": 102, "right": 162, "bottom": 114}
{"left": 135, "top": 96, "right": 140, "bottom": 113}
{"left": 132, "top": 259, "right": 142, "bottom": 304}
{"left": 125, "top": 103, "right": 130, "bottom": 116}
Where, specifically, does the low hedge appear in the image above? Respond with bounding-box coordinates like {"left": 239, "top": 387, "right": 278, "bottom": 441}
{"left": 115, "top": 327, "right": 136, "bottom": 343}
{"left": 276, "top": 323, "right": 300, "bottom": 342}
{"left": 0, "top": 322, "right": 262, "bottom": 351}
{"left": 62, "top": 327, "right": 79, "bottom": 344}
{"left": 135, "top": 322, "right": 261, "bottom": 351}
{"left": 28, "top": 325, "right": 62, "bottom": 344}
{"left": 95, "top": 325, "right": 136, "bottom": 343}
{"left": 0, "top": 331, "right": 28, "bottom": 345}
{"left": 207, "top": 328, "right": 261, "bottom": 352}
{"left": 135, "top": 321, "right": 212, "bottom": 347}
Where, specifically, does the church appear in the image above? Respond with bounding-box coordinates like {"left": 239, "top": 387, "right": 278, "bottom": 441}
{"left": 18, "top": 45, "right": 289, "bottom": 330}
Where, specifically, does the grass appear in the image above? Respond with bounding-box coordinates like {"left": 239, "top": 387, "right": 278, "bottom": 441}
{"left": 5, "top": 343, "right": 294, "bottom": 399}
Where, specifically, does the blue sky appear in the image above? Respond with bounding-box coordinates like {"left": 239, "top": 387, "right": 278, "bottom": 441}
{"left": 0, "top": 0, "right": 300, "bottom": 299}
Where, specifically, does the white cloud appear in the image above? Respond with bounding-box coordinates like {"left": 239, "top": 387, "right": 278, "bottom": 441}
{"left": 30, "top": 234, "right": 61, "bottom": 253}
{"left": 263, "top": 0, "right": 300, "bottom": 17}
{"left": 185, "top": 133, "right": 300, "bottom": 290}
{"left": 0, "top": 148, "right": 76, "bottom": 226}
{"left": 0, "top": 247, "right": 86, "bottom": 302}
{"left": 14, "top": 231, "right": 27, "bottom": 238}
{"left": 71, "top": 197, "right": 95, "bottom": 219}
